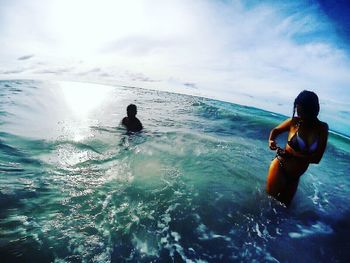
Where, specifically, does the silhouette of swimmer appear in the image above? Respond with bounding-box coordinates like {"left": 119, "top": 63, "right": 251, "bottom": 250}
{"left": 122, "top": 104, "right": 143, "bottom": 132}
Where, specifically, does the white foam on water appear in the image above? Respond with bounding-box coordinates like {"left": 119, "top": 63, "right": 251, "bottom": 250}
{"left": 288, "top": 221, "right": 333, "bottom": 239}
{"left": 131, "top": 234, "right": 159, "bottom": 257}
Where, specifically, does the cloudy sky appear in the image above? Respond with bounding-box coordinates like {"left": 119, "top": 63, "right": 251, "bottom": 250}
{"left": 0, "top": 0, "right": 349, "bottom": 133}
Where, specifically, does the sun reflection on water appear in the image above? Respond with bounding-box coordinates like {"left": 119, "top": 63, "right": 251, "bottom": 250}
{"left": 59, "top": 81, "right": 115, "bottom": 141}
{"left": 60, "top": 81, "right": 114, "bottom": 117}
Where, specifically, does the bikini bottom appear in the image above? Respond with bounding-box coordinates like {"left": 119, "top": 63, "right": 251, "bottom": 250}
{"left": 274, "top": 154, "right": 299, "bottom": 184}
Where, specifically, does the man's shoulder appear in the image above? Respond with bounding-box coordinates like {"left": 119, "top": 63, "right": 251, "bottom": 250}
{"left": 122, "top": 117, "right": 128, "bottom": 125}
{"left": 135, "top": 118, "right": 143, "bottom": 129}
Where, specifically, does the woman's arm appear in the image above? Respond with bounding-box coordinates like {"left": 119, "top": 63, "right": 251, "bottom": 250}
{"left": 269, "top": 118, "right": 292, "bottom": 150}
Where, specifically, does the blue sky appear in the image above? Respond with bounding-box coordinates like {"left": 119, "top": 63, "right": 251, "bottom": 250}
{"left": 0, "top": 0, "right": 349, "bottom": 134}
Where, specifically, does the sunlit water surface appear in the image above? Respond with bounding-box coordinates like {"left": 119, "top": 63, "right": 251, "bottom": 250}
{"left": 0, "top": 80, "right": 349, "bottom": 262}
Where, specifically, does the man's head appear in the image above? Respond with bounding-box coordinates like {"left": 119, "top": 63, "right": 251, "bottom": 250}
{"left": 127, "top": 104, "right": 137, "bottom": 118}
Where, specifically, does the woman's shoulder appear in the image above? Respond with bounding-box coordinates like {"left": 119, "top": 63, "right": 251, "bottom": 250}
{"left": 318, "top": 120, "right": 329, "bottom": 131}
{"left": 290, "top": 117, "right": 301, "bottom": 126}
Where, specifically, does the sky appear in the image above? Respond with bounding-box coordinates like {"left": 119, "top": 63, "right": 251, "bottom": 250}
{"left": 0, "top": 0, "right": 349, "bottom": 135}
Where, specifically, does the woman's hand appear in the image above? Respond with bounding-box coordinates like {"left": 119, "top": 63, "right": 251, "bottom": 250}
{"left": 269, "top": 140, "right": 277, "bottom": 150}
{"left": 268, "top": 118, "right": 292, "bottom": 151}
{"left": 276, "top": 147, "right": 288, "bottom": 157}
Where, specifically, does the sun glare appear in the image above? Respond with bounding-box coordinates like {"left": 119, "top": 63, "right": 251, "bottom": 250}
{"left": 60, "top": 81, "right": 113, "bottom": 117}
{"left": 50, "top": 0, "right": 145, "bottom": 56}
{"left": 47, "top": 0, "right": 195, "bottom": 59}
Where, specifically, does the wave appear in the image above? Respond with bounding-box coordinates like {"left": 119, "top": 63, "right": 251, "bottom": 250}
{"left": 0, "top": 80, "right": 349, "bottom": 262}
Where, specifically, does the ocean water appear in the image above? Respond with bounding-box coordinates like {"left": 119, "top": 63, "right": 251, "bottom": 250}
{"left": 0, "top": 80, "right": 349, "bottom": 263}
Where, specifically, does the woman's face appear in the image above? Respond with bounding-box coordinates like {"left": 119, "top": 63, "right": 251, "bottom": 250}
{"left": 296, "top": 104, "right": 316, "bottom": 122}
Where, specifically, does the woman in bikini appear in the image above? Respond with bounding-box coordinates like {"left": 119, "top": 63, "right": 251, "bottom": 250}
{"left": 266, "top": 90, "right": 328, "bottom": 207}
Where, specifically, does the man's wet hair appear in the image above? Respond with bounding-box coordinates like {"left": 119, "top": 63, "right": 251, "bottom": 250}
{"left": 127, "top": 104, "right": 137, "bottom": 116}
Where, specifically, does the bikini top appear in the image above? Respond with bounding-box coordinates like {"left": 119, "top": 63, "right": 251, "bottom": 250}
{"left": 288, "top": 128, "right": 318, "bottom": 154}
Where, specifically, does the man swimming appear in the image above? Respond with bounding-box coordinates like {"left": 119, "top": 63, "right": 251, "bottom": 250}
{"left": 121, "top": 104, "right": 143, "bottom": 132}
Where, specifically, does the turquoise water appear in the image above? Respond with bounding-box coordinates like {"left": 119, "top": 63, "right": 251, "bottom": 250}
{"left": 0, "top": 80, "right": 349, "bottom": 262}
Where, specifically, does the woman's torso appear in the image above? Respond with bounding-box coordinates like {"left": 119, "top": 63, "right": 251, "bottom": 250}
{"left": 282, "top": 118, "right": 321, "bottom": 178}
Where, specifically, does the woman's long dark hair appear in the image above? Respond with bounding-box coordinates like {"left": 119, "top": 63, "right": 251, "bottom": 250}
{"left": 292, "top": 90, "right": 320, "bottom": 120}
